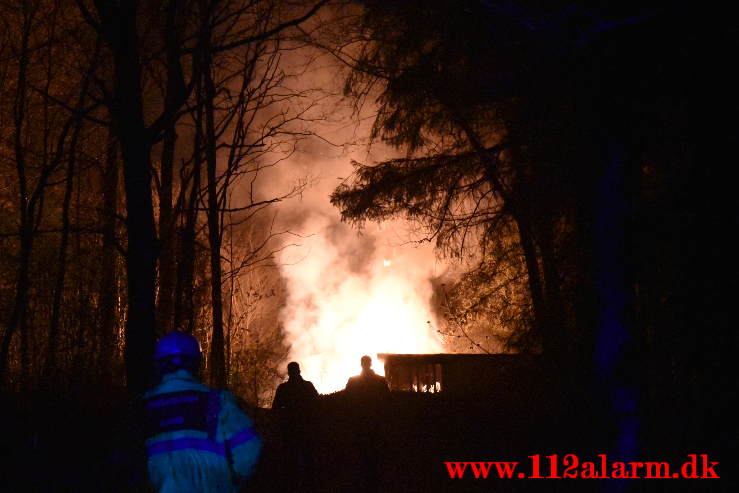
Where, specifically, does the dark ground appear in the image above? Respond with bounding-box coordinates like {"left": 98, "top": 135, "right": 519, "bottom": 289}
{"left": 2, "top": 372, "right": 731, "bottom": 493}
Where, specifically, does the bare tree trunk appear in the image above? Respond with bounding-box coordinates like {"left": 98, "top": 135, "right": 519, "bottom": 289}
{"left": 93, "top": 1, "right": 158, "bottom": 395}
{"left": 202, "top": 39, "right": 226, "bottom": 388}
{"left": 537, "top": 219, "right": 566, "bottom": 359}
{"left": 1, "top": 5, "right": 35, "bottom": 380}
{"left": 157, "top": 0, "right": 186, "bottom": 336}
{"left": 174, "top": 68, "right": 203, "bottom": 335}
{"left": 158, "top": 123, "right": 176, "bottom": 335}
{"left": 116, "top": 65, "right": 158, "bottom": 395}
{"left": 225, "top": 211, "right": 235, "bottom": 383}
{"left": 512, "top": 213, "right": 549, "bottom": 350}
{"left": 43, "top": 129, "right": 77, "bottom": 382}
{"left": 99, "top": 129, "right": 120, "bottom": 385}
{"left": 174, "top": 143, "right": 201, "bottom": 335}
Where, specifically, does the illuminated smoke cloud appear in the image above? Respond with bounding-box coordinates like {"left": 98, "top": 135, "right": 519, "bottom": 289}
{"left": 278, "top": 209, "right": 442, "bottom": 393}
{"left": 266, "top": 51, "right": 444, "bottom": 393}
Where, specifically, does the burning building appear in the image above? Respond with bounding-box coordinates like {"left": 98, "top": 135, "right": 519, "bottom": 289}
{"left": 378, "top": 353, "right": 541, "bottom": 398}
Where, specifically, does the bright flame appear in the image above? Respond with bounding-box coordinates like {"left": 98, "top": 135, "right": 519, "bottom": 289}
{"left": 383, "top": 259, "right": 392, "bottom": 267}
{"left": 279, "top": 216, "right": 441, "bottom": 393}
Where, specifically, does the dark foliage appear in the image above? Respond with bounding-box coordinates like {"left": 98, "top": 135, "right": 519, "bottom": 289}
{"left": 330, "top": 0, "right": 732, "bottom": 470}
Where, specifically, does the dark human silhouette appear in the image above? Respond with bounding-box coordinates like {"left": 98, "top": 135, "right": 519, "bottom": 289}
{"left": 272, "top": 362, "right": 319, "bottom": 492}
{"left": 345, "top": 355, "right": 389, "bottom": 492}
{"left": 345, "top": 355, "right": 390, "bottom": 397}
{"left": 273, "top": 362, "right": 319, "bottom": 412}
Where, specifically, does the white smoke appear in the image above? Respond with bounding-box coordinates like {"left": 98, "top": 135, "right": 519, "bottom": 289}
{"left": 277, "top": 210, "right": 442, "bottom": 393}
{"left": 257, "top": 44, "right": 448, "bottom": 393}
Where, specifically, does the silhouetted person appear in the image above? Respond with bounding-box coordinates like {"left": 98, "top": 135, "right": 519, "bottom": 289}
{"left": 345, "top": 355, "right": 389, "bottom": 492}
{"left": 345, "top": 355, "right": 390, "bottom": 399}
{"left": 272, "top": 362, "right": 319, "bottom": 492}
{"left": 273, "top": 362, "right": 319, "bottom": 412}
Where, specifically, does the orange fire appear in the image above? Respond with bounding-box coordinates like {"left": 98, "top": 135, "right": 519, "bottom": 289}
{"left": 281, "top": 244, "right": 442, "bottom": 393}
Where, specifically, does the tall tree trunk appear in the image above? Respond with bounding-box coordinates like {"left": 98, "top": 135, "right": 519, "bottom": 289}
{"left": 537, "top": 218, "right": 566, "bottom": 361}
{"left": 174, "top": 152, "right": 201, "bottom": 335}
{"left": 202, "top": 41, "right": 226, "bottom": 388}
{"left": 158, "top": 123, "right": 176, "bottom": 335}
{"left": 511, "top": 212, "right": 550, "bottom": 353}
{"left": 95, "top": 1, "right": 158, "bottom": 395}
{"left": 1, "top": 6, "right": 34, "bottom": 380}
{"left": 157, "top": 0, "right": 186, "bottom": 335}
{"left": 174, "top": 75, "right": 203, "bottom": 335}
{"left": 99, "top": 130, "right": 120, "bottom": 386}
{"left": 43, "top": 130, "right": 77, "bottom": 383}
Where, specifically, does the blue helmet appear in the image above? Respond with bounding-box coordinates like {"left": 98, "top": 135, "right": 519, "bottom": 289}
{"left": 154, "top": 331, "right": 201, "bottom": 361}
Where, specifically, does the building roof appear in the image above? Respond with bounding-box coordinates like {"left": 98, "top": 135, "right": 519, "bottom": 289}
{"left": 378, "top": 353, "right": 538, "bottom": 364}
